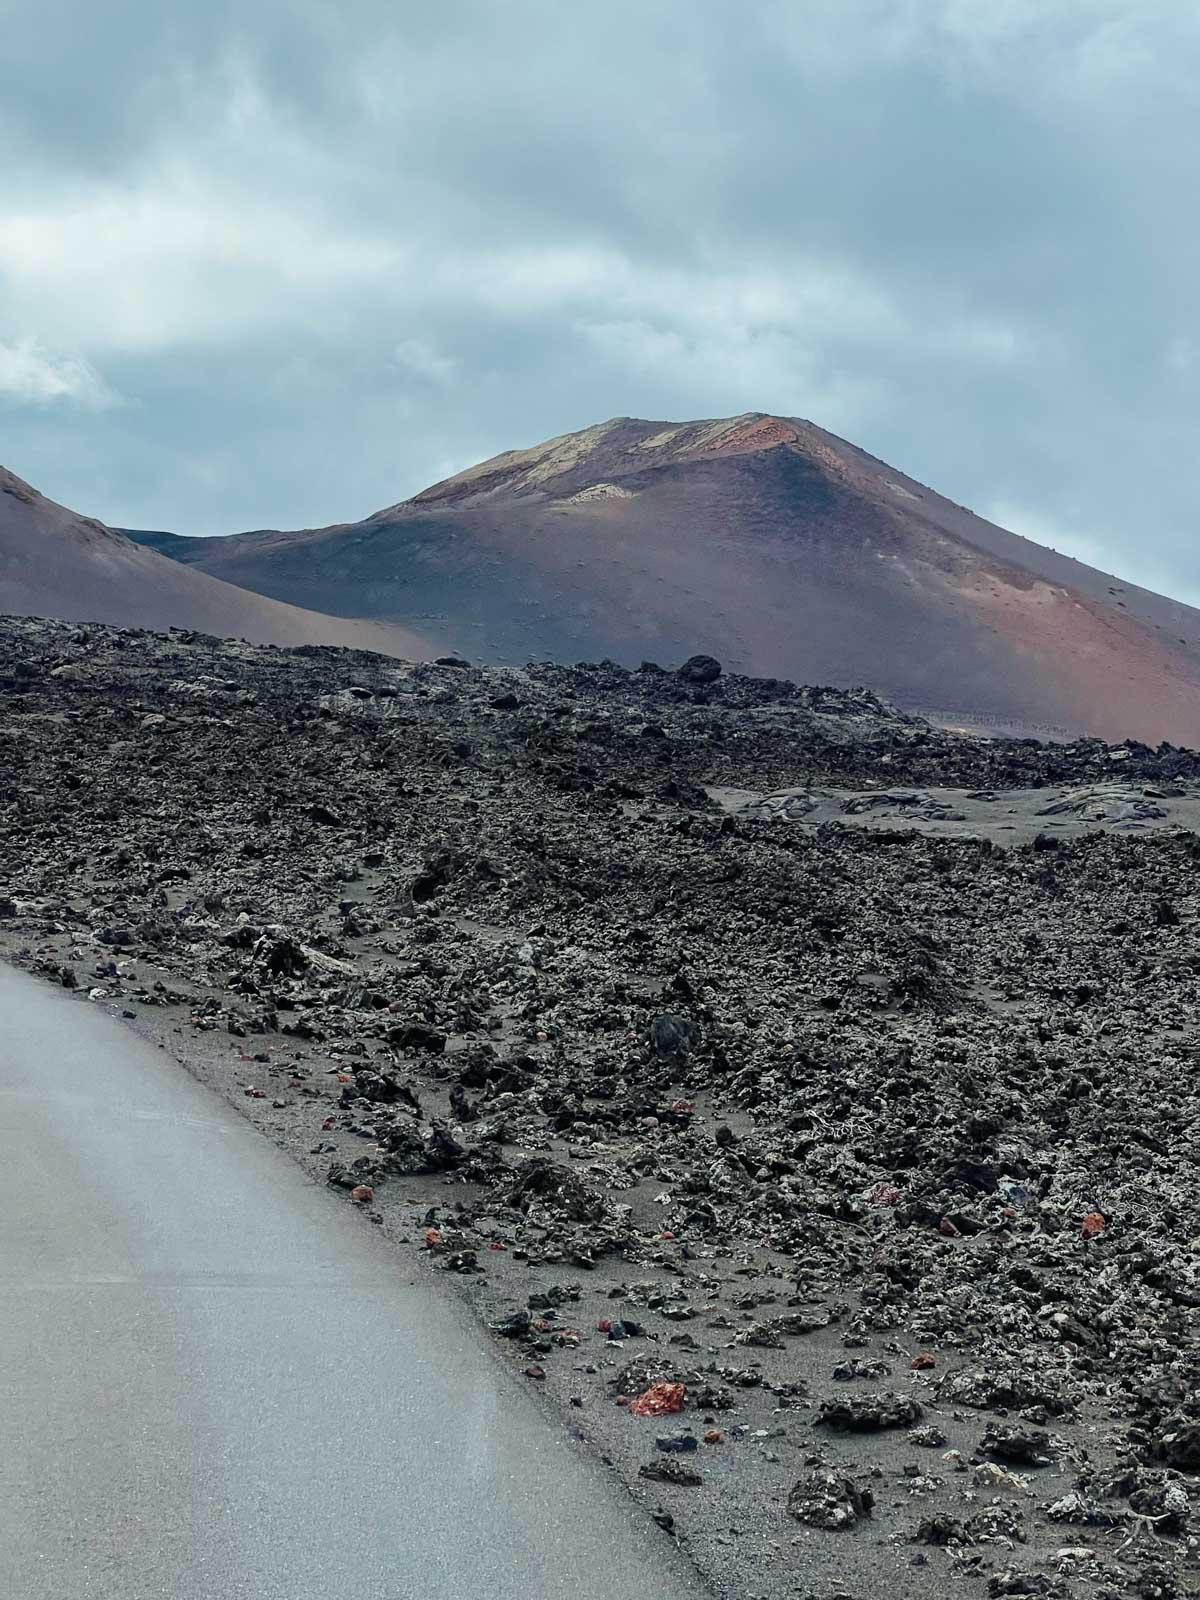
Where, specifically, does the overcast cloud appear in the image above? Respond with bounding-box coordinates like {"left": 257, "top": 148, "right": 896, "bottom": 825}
{"left": 1, "top": 0, "right": 1198, "bottom": 601}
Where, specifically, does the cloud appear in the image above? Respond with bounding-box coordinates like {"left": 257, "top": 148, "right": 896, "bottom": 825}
{"left": 394, "top": 338, "right": 459, "bottom": 385}
{"left": 0, "top": 186, "right": 402, "bottom": 354}
{"left": 0, "top": 338, "right": 119, "bottom": 409}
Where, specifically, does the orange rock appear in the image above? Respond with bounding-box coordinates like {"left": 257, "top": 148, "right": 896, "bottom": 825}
{"left": 630, "top": 1381, "right": 687, "bottom": 1418}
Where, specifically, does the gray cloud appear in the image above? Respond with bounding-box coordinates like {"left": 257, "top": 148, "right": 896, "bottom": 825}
{"left": 1, "top": 0, "right": 1198, "bottom": 606}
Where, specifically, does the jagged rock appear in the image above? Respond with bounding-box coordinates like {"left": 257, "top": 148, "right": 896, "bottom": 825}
{"left": 676, "top": 655, "right": 722, "bottom": 685}
{"left": 817, "top": 1393, "right": 922, "bottom": 1431}
{"left": 788, "top": 1469, "right": 874, "bottom": 1530}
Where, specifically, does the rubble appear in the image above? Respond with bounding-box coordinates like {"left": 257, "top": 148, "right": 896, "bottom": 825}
{"left": 2, "top": 615, "right": 1199, "bottom": 1600}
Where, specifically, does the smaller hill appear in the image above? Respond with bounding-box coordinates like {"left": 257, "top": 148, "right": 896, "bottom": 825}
{"left": 0, "top": 467, "right": 434, "bottom": 658}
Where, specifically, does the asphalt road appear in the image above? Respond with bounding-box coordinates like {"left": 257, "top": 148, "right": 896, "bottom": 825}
{"left": 0, "top": 963, "right": 705, "bottom": 1600}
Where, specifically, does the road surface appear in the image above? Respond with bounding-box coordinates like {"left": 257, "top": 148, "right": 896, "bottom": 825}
{"left": 0, "top": 963, "right": 705, "bottom": 1599}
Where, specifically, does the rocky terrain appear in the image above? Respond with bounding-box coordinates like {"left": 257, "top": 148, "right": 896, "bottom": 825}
{"left": 2, "top": 613, "right": 1198, "bottom": 1600}
{"left": 130, "top": 411, "right": 1200, "bottom": 745}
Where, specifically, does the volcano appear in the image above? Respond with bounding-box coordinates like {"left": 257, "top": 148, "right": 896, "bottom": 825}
{"left": 128, "top": 412, "right": 1200, "bottom": 743}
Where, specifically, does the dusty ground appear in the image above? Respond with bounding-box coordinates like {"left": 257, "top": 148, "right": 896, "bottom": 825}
{"left": 2, "top": 616, "right": 1198, "bottom": 1600}
{"left": 712, "top": 779, "right": 1200, "bottom": 844}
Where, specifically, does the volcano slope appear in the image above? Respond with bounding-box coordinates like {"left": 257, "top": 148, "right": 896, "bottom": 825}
{"left": 2, "top": 620, "right": 1199, "bottom": 1600}
{"left": 0, "top": 465, "right": 434, "bottom": 657}
{"left": 130, "top": 413, "right": 1200, "bottom": 745}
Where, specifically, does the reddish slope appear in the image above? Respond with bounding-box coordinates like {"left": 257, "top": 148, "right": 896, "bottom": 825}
{"left": 127, "top": 415, "right": 1200, "bottom": 743}
{"left": 0, "top": 467, "right": 435, "bottom": 659}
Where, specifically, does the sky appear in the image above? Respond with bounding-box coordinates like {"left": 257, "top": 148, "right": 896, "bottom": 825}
{"left": 1, "top": 1, "right": 1199, "bottom": 603}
